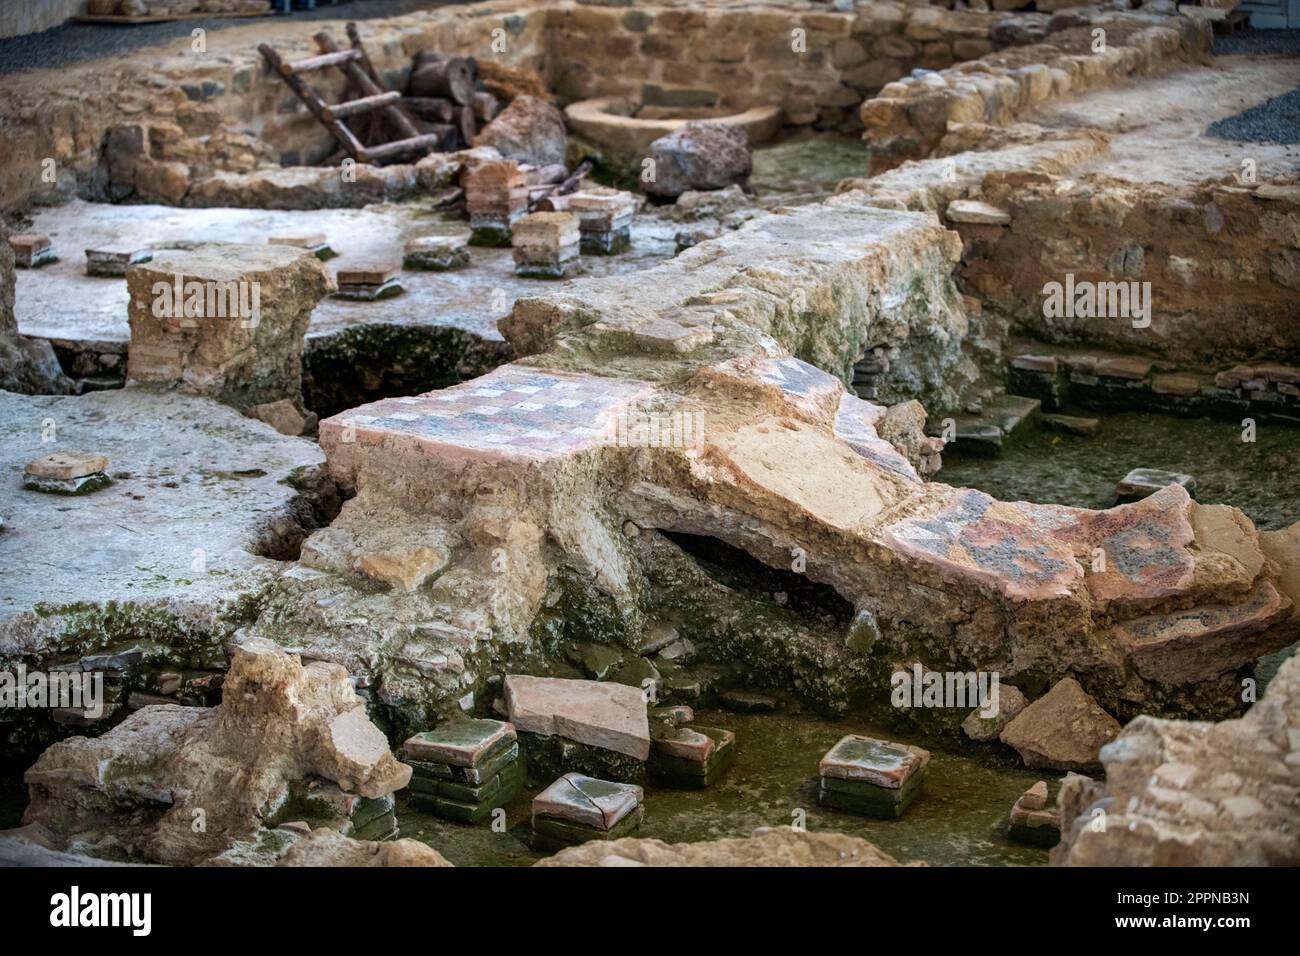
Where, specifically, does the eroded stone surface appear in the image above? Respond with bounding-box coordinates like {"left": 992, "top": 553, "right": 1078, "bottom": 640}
{"left": 1054, "top": 654, "right": 1300, "bottom": 866}
{"left": 0, "top": 389, "right": 327, "bottom": 699}
{"left": 126, "top": 243, "right": 332, "bottom": 411}
{"left": 18, "top": 638, "right": 411, "bottom": 865}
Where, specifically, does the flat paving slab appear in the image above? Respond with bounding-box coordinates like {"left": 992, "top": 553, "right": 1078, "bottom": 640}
{"left": 0, "top": 388, "right": 323, "bottom": 652}
{"left": 402, "top": 718, "right": 516, "bottom": 768}
{"left": 505, "top": 675, "right": 651, "bottom": 760}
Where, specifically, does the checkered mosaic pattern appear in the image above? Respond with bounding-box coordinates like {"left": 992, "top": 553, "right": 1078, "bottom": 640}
{"left": 334, "top": 366, "right": 655, "bottom": 462}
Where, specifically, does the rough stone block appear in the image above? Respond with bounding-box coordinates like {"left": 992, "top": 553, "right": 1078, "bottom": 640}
{"left": 999, "top": 678, "right": 1120, "bottom": 772}
{"left": 125, "top": 243, "right": 331, "bottom": 411}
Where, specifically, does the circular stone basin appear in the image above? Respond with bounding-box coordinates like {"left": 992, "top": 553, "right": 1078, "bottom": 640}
{"left": 565, "top": 96, "right": 783, "bottom": 158}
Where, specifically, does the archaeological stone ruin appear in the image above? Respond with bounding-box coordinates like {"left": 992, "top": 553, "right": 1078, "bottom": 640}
{"left": 0, "top": 0, "right": 1296, "bottom": 902}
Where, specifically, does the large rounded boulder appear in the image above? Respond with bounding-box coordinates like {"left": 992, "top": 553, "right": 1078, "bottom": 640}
{"left": 643, "top": 121, "right": 752, "bottom": 200}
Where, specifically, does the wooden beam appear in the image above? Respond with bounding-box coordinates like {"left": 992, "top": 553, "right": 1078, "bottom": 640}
{"left": 314, "top": 31, "right": 425, "bottom": 148}
{"left": 283, "top": 49, "right": 360, "bottom": 75}
{"left": 363, "top": 133, "right": 449, "bottom": 162}
{"left": 324, "top": 91, "right": 402, "bottom": 121}
{"left": 258, "top": 43, "right": 366, "bottom": 162}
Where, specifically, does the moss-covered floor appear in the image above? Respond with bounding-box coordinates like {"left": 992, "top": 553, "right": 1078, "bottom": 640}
{"left": 396, "top": 709, "right": 1052, "bottom": 867}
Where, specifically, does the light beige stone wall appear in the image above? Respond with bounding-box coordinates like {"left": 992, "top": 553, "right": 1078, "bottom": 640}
{"left": 546, "top": 2, "right": 1001, "bottom": 134}
{"left": 861, "top": 15, "right": 1211, "bottom": 169}
{"left": 0, "top": 2, "right": 549, "bottom": 211}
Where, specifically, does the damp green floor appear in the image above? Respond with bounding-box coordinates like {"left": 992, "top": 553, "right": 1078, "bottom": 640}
{"left": 938, "top": 410, "right": 1300, "bottom": 531}
{"left": 750, "top": 135, "right": 870, "bottom": 207}
{"left": 397, "top": 709, "right": 1051, "bottom": 867}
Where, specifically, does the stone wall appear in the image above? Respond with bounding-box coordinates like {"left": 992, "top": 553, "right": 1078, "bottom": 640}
{"left": 965, "top": 178, "right": 1300, "bottom": 368}
{"left": 1054, "top": 633, "right": 1300, "bottom": 866}
{"left": 548, "top": 1, "right": 1003, "bottom": 134}
{"left": 0, "top": 1, "right": 549, "bottom": 211}
{"left": 860, "top": 13, "right": 1210, "bottom": 169}
{"left": 0, "top": 0, "right": 1011, "bottom": 212}
{"left": 0, "top": 0, "right": 84, "bottom": 40}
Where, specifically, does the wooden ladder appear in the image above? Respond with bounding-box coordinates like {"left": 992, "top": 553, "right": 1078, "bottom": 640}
{"left": 259, "top": 26, "right": 444, "bottom": 165}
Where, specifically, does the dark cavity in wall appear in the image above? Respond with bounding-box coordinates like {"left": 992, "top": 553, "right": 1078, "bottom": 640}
{"left": 302, "top": 323, "right": 512, "bottom": 420}
{"left": 660, "top": 530, "right": 855, "bottom": 628}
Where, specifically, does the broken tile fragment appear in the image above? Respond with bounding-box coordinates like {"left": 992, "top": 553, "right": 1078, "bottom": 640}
{"left": 1041, "top": 413, "right": 1098, "bottom": 437}
{"left": 638, "top": 621, "right": 679, "bottom": 656}
{"left": 960, "top": 683, "right": 1028, "bottom": 742}
{"left": 718, "top": 689, "right": 777, "bottom": 713}
{"left": 565, "top": 643, "right": 624, "bottom": 681}
{"left": 649, "top": 705, "right": 694, "bottom": 727}
{"left": 1007, "top": 781, "right": 1060, "bottom": 847}
{"left": 1116, "top": 467, "right": 1196, "bottom": 502}
{"left": 269, "top": 233, "right": 335, "bottom": 260}
{"left": 247, "top": 398, "right": 311, "bottom": 436}
{"left": 945, "top": 199, "right": 1010, "bottom": 225}
{"left": 1094, "top": 356, "right": 1152, "bottom": 381}
{"left": 1113, "top": 581, "right": 1290, "bottom": 684}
